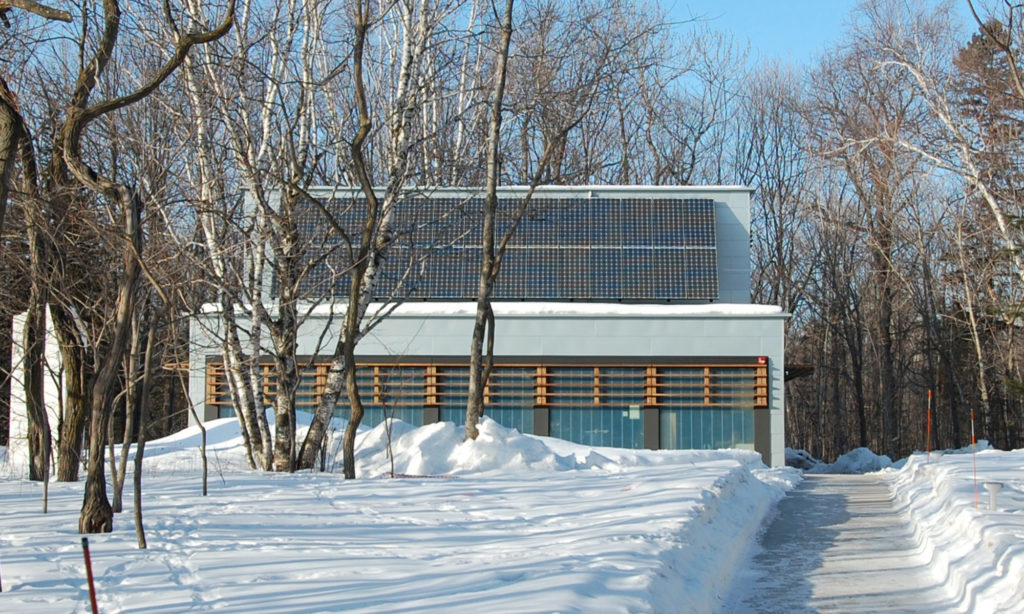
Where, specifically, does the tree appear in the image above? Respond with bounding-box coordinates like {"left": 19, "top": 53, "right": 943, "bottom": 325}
{"left": 0, "top": 1, "right": 70, "bottom": 487}
{"left": 804, "top": 3, "right": 930, "bottom": 456}
{"left": 296, "top": 0, "right": 445, "bottom": 475}
{"left": 5, "top": 0, "right": 236, "bottom": 532}
{"left": 0, "top": 1, "right": 71, "bottom": 240}
{"left": 465, "top": 0, "right": 514, "bottom": 440}
{"left": 464, "top": 0, "right": 674, "bottom": 438}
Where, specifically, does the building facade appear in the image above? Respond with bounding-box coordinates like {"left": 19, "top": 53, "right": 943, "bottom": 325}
{"left": 188, "top": 186, "right": 789, "bottom": 466}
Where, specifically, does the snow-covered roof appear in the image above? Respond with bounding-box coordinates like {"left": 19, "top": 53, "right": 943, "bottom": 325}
{"left": 199, "top": 301, "right": 786, "bottom": 318}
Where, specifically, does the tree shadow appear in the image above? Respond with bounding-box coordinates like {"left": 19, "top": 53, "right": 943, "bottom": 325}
{"left": 730, "top": 475, "right": 849, "bottom": 613}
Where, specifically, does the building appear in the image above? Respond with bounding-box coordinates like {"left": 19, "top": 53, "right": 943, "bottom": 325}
{"left": 188, "top": 186, "right": 788, "bottom": 466}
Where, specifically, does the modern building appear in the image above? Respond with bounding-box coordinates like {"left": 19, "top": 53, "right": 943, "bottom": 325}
{"left": 188, "top": 186, "right": 788, "bottom": 466}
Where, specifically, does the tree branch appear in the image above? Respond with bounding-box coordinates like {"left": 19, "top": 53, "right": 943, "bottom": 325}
{"left": 0, "top": 0, "right": 71, "bottom": 23}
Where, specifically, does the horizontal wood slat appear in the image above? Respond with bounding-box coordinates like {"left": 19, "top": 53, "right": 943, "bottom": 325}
{"left": 206, "top": 361, "right": 769, "bottom": 411}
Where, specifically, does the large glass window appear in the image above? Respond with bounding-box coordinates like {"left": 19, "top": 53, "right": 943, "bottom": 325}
{"left": 659, "top": 407, "right": 754, "bottom": 450}
{"left": 353, "top": 366, "right": 425, "bottom": 427}
{"left": 204, "top": 360, "right": 763, "bottom": 451}
{"left": 437, "top": 365, "right": 470, "bottom": 425}
{"left": 658, "top": 366, "right": 756, "bottom": 450}
{"left": 485, "top": 367, "right": 535, "bottom": 433}
{"left": 548, "top": 367, "right": 644, "bottom": 448}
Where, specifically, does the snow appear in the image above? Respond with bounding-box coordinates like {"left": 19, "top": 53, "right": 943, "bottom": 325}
{"left": 0, "top": 418, "right": 796, "bottom": 613}
{"left": 200, "top": 301, "right": 786, "bottom": 317}
{"left": 887, "top": 448, "right": 1024, "bottom": 612}
{"left": 377, "top": 301, "right": 786, "bottom": 318}
{"left": 3, "top": 421, "right": 1022, "bottom": 613}
{"left": 785, "top": 442, "right": 1024, "bottom": 611}
{"left": 805, "top": 446, "right": 893, "bottom": 474}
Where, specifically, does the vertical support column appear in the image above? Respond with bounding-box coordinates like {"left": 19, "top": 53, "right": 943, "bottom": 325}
{"left": 315, "top": 363, "right": 328, "bottom": 407}
{"left": 755, "top": 365, "right": 768, "bottom": 408}
{"left": 261, "top": 363, "right": 273, "bottom": 409}
{"left": 644, "top": 366, "right": 659, "bottom": 449}
{"left": 643, "top": 406, "right": 659, "bottom": 450}
{"left": 373, "top": 365, "right": 382, "bottom": 405}
{"left": 753, "top": 357, "right": 773, "bottom": 465}
{"left": 754, "top": 408, "right": 772, "bottom": 466}
{"left": 703, "top": 366, "right": 711, "bottom": 406}
{"left": 533, "top": 366, "right": 549, "bottom": 437}
{"left": 204, "top": 362, "right": 221, "bottom": 421}
{"left": 424, "top": 365, "right": 439, "bottom": 424}
{"left": 644, "top": 366, "right": 657, "bottom": 406}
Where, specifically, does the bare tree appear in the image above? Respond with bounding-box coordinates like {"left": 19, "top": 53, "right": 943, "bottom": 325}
{"left": 0, "top": 1, "right": 70, "bottom": 239}
{"left": 465, "top": 0, "right": 514, "bottom": 440}
{"left": 296, "top": 0, "right": 445, "bottom": 475}
{"left": 27, "top": 0, "right": 237, "bottom": 533}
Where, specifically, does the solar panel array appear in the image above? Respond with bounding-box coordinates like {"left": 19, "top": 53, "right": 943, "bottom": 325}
{"left": 293, "top": 195, "right": 719, "bottom": 302}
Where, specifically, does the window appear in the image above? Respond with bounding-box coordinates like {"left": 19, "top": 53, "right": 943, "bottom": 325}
{"left": 204, "top": 359, "right": 766, "bottom": 450}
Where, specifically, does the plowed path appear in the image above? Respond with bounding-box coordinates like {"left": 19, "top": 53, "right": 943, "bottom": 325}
{"left": 724, "top": 474, "right": 960, "bottom": 613}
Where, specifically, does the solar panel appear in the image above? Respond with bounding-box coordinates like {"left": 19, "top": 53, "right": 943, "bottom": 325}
{"left": 292, "top": 194, "right": 719, "bottom": 302}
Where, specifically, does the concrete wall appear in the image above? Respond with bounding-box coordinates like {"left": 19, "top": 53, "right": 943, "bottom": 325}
{"left": 7, "top": 308, "right": 63, "bottom": 476}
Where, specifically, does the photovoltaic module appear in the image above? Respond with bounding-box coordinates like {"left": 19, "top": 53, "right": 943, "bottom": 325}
{"left": 292, "top": 196, "right": 719, "bottom": 302}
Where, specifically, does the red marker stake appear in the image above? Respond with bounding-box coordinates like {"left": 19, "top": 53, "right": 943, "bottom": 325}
{"left": 970, "top": 409, "right": 978, "bottom": 508}
{"left": 82, "top": 537, "right": 99, "bottom": 614}
{"left": 926, "top": 389, "right": 933, "bottom": 457}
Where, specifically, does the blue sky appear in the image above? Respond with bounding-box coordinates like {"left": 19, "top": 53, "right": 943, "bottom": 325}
{"left": 667, "top": 0, "right": 974, "bottom": 65}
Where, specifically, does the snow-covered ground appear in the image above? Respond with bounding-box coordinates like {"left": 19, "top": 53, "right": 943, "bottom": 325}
{"left": 889, "top": 447, "right": 1024, "bottom": 612}
{"left": 784, "top": 442, "right": 1024, "bottom": 612}
{"left": 1, "top": 419, "right": 1021, "bottom": 612}
{"left": 0, "top": 418, "right": 797, "bottom": 613}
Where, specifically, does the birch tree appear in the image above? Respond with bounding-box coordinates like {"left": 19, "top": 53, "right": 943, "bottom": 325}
{"left": 296, "top": 0, "right": 445, "bottom": 474}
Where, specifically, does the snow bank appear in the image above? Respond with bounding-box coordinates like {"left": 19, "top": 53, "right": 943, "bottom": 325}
{"left": 806, "top": 447, "right": 892, "bottom": 474}
{"left": 888, "top": 448, "right": 1024, "bottom": 612}
{"left": 785, "top": 447, "right": 820, "bottom": 470}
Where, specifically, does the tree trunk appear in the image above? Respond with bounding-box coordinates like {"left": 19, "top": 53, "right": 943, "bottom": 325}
{"left": 113, "top": 318, "right": 142, "bottom": 513}
{"left": 466, "top": 0, "right": 513, "bottom": 440}
{"left": 54, "top": 336, "right": 88, "bottom": 482}
{"left": 271, "top": 353, "right": 297, "bottom": 472}
{"left": 134, "top": 316, "right": 155, "bottom": 549}
{"left": 23, "top": 297, "right": 49, "bottom": 483}
{"left": 341, "top": 337, "right": 363, "bottom": 480}
{"left": 79, "top": 378, "right": 115, "bottom": 533}
{"left": 0, "top": 312, "right": 11, "bottom": 448}
{"left": 0, "top": 77, "right": 24, "bottom": 241}
{"left": 79, "top": 194, "right": 141, "bottom": 534}
{"left": 298, "top": 356, "right": 346, "bottom": 470}
{"left": 218, "top": 298, "right": 263, "bottom": 470}
{"left": 465, "top": 298, "right": 492, "bottom": 440}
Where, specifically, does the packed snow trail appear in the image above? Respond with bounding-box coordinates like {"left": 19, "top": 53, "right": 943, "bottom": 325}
{"left": 725, "top": 474, "right": 960, "bottom": 613}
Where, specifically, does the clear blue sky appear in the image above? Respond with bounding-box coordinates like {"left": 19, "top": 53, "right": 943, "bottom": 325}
{"left": 666, "top": 0, "right": 974, "bottom": 65}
